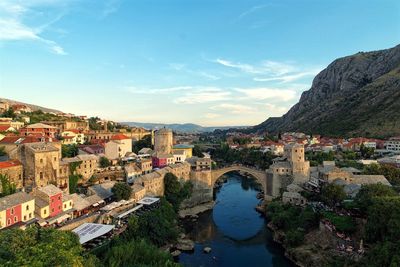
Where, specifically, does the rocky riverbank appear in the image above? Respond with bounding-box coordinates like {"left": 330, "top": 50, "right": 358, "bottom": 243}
{"left": 178, "top": 201, "right": 214, "bottom": 218}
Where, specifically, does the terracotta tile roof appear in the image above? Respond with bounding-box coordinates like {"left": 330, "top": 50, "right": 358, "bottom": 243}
{"left": 0, "top": 159, "right": 22, "bottom": 169}
{"left": 111, "top": 134, "right": 129, "bottom": 140}
{"left": 0, "top": 136, "right": 57, "bottom": 144}
{"left": 65, "top": 129, "right": 80, "bottom": 134}
{"left": 0, "top": 125, "right": 13, "bottom": 132}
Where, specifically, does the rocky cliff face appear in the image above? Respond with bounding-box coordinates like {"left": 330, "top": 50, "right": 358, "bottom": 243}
{"left": 254, "top": 44, "right": 400, "bottom": 138}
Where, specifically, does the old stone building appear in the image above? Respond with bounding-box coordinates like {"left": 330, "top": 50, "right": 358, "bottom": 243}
{"left": 267, "top": 143, "right": 310, "bottom": 197}
{"left": 154, "top": 128, "right": 173, "bottom": 155}
{"left": 0, "top": 160, "right": 24, "bottom": 191}
{"left": 104, "top": 134, "right": 132, "bottom": 160}
{"left": 61, "top": 154, "right": 99, "bottom": 183}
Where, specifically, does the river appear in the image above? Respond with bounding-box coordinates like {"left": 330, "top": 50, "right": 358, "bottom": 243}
{"left": 178, "top": 172, "right": 295, "bottom": 267}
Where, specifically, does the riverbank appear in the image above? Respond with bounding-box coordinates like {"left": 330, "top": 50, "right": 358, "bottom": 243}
{"left": 178, "top": 201, "right": 215, "bottom": 218}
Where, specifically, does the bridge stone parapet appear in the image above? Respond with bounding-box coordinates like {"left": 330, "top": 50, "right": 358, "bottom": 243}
{"left": 211, "top": 164, "right": 268, "bottom": 197}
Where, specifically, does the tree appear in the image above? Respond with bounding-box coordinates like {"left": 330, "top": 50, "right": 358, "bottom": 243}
{"left": 192, "top": 145, "right": 204, "bottom": 158}
{"left": 0, "top": 174, "right": 16, "bottom": 197}
{"left": 363, "top": 163, "right": 400, "bottom": 190}
{"left": 354, "top": 183, "right": 397, "bottom": 213}
{"left": 103, "top": 239, "right": 179, "bottom": 267}
{"left": 61, "top": 144, "right": 79, "bottom": 158}
{"left": 164, "top": 173, "right": 193, "bottom": 211}
{"left": 0, "top": 226, "right": 85, "bottom": 266}
{"left": 1, "top": 108, "right": 16, "bottom": 119}
{"left": 99, "top": 156, "right": 111, "bottom": 168}
{"left": 88, "top": 117, "right": 103, "bottom": 131}
{"left": 321, "top": 183, "right": 346, "bottom": 207}
{"left": 69, "top": 174, "right": 81, "bottom": 194}
{"left": 0, "top": 146, "right": 6, "bottom": 156}
{"left": 112, "top": 182, "right": 132, "bottom": 201}
{"left": 135, "top": 198, "right": 179, "bottom": 246}
{"left": 132, "top": 135, "right": 152, "bottom": 153}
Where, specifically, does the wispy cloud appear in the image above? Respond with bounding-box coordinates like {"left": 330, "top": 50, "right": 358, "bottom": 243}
{"left": 214, "top": 58, "right": 321, "bottom": 83}
{"left": 125, "top": 86, "right": 193, "bottom": 94}
{"left": 175, "top": 87, "right": 231, "bottom": 104}
{"left": 235, "top": 88, "right": 297, "bottom": 102}
{"left": 211, "top": 103, "right": 256, "bottom": 114}
{"left": 238, "top": 5, "right": 268, "bottom": 20}
{"left": 0, "top": 1, "right": 67, "bottom": 55}
{"left": 169, "top": 62, "right": 220, "bottom": 81}
{"left": 102, "top": 0, "right": 121, "bottom": 17}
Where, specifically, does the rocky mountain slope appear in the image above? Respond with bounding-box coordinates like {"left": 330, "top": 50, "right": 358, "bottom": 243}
{"left": 0, "top": 98, "right": 61, "bottom": 114}
{"left": 122, "top": 122, "right": 249, "bottom": 133}
{"left": 254, "top": 44, "right": 400, "bottom": 138}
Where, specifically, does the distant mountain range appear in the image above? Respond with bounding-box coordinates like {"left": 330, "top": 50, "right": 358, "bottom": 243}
{"left": 120, "top": 122, "right": 249, "bottom": 133}
{"left": 0, "top": 98, "right": 61, "bottom": 114}
{"left": 252, "top": 44, "right": 400, "bottom": 138}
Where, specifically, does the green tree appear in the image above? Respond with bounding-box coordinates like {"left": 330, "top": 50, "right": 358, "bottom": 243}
{"left": 112, "top": 182, "right": 132, "bottom": 201}
{"left": 0, "top": 174, "right": 16, "bottom": 197}
{"left": 61, "top": 144, "right": 79, "bottom": 158}
{"left": 0, "top": 146, "right": 6, "bottom": 156}
{"left": 88, "top": 117, "right": 103, "bottom": 131}
{"left": 103, "top": 239, "right": 179, "bottom": 267}
{"left": 0, "top": 226, "right": 84, "bottom": 266}
{"left": 164, "top": 173, "right": 193, "bottom": 211}
{"left": 363, "top": 163, "right": 400, "bottom": 189}
{"left": 1, "top": 108, "right": 16, "bottom": 119}
{"left": 321, "top": 183, "right": 346, "bottom": 207}
{"left": 354, "top": 183, "right": 397, "bottom": 213}
{"left": 69, "top": 174, "right": 82, "bottom": 194}
{"left": 99, "top": 156, "right": 111, "bottom": 168}
{"left": 192, "top": 145, "right": 204, "bottom": 158}
{"left": 136, "top": 198, "right": 179, "bottom": 246}
{"left": 132, "top": 135, "right": 152, "bottom": 153}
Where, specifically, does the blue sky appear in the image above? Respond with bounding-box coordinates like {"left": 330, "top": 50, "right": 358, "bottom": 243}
{"left": 0, "top": 0, "right": 399, "bottom": 126}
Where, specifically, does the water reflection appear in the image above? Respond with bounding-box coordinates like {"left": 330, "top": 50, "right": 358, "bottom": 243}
{"left": 179, "top": 172, "right": 295, "bottom": 267}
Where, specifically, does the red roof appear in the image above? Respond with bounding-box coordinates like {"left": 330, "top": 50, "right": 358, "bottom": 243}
{"left": 65, "top": 129, "right": 80, "bottom": 134}
{"left": 0, "top": 125, "right": 13, "bottom": 132}
{"left": 0, "top": 136, "right": 56, "bottom": 144}
{"left": 0, "top": 159, "right": 22, "bottom": 169}
{"left": 111, "top": 134, "right": 129, "bottom": 140}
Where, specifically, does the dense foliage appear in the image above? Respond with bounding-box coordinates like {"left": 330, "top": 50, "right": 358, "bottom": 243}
{"left": 111, "top": 182, "right": 132, "bottom": 201}
{"left": 363, "top": 163, "right": 400, "bottom": 190}
{"left": 25, "top": 110, "right": 62, "bottom": 124}
{"left": 133, "top": 198, "right": 179, "bottom": 246}
{"left": 266, "top": 202, "right": 319, "bottom": 247}
{"left": 0, "top": 174, "right": 16, "bottom": 197}
{"left": 354, "top": 183, "right": 397, "bottom": 213}
{"left": 192, "top": 145, "right": 204, "bottom": 158}
{"left": 132, "top": 135, "right": 152, "bottom": 154}
{"left": 102, "top": 239, "right": 179, "bottom": 267}
{"left": 164, "top": 173, "right": 193, "bottom": 211}
{"left": 0, "top": 146, "right": 7, "bottom": 157}
{"left": 99, "top": 156, "right": 111, "bottom": 168}
{"left": 0, "top": 227, "right": 88, "bottom": 266}
{"left": 61, "top": 144, "right": 79, "bottom": 158}
{"left": 322, "top": 211, "right": 356, "bottom": 234}
{"left": 320, "top": 183, "right": 346, "bottom": 207}
{"left": 306, "top": 151, "right": 335, "bottom": 166}
{"left": 211, "top": 144, "right": 276, "bottom": 169}
{"left": 69, "top": 174, "right": 82, "bottom": 194}
{"left": 88, "top": 117, "right": 103, "bottom": 131}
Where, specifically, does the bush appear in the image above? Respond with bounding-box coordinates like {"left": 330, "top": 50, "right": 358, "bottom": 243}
{"left": 99, "top": 156, "right": 111, "bottom": 168}
{"left": 164, "top": 173, "right": 193, "bottom": 211}
{"left": 285, "top": 229, "right": 304, "bottom": 247}
{"left": 112, "top": 183, "right": 132, "bottom": 201}
{"left": 322, "top": 212, "right": 356, "bottom": 234}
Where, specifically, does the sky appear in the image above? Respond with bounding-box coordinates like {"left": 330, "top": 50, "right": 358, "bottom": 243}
{"left": 0, "top": 0, "right": 399, "bottom": 126}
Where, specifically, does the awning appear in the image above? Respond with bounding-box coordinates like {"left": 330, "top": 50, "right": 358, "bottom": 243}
{"left": 92, "top": 203, "right": 99, "bottom": 207}
{"left": 57, "top": 214, "right": 71, "bottom": 223}
{"left": 72, "top": 223, "right": 115, "bottom": 244}
{"left": 116, "top": 204, "right": 143, "bottom": 219}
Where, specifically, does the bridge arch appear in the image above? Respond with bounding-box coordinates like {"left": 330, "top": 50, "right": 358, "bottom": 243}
{"left": 211, "top": 164, "right": 267, "bottom": 197}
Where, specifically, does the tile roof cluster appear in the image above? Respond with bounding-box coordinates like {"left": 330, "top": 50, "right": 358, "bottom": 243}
{"left": 0, "top": 192, "right": 34, "bottom": 211}
{"left": 111, "top": 134, "right": 129, "bottom": 140}
{"left": 0, "top": 159, "right": 22, "bottom": 169}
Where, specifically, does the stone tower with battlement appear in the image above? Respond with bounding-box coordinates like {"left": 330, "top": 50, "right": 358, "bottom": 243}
{"left": 284, "top": 143, "right": 310, "bottom": 184}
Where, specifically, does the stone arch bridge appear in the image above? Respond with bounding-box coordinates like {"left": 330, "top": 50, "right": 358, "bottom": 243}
{"left": 211, "top": 164, "right": 267, "bottom": 197}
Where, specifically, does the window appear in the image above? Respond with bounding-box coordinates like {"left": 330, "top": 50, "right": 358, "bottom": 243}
{"left": 44, "top": 209, "right": 47, "bottom": 215}
{"left": 54, "top": 157, "right": 57, "bottom": 162}
{"left": 10, "top": 208, "right": 14, "bottom": 215}
{"left": 26, "top": 205, "right": 29, "bottom": 211}
{"left": 58, "top": 196, "right": 61, "bottom": 200}
{"left": 58, "top": 206, "right": 61, "bottom": 210}
{"left": 7, "top": 219, "right": 11, "bottom": 225}
{"left": 23, "top": 215, "right": 27, "bottom": 221}
{"left": 40, "top": 158, "right": 43, "bottom": 163}
{"left": 70, "top": 202, "right": 72, "bottom": 207}
{"left": 51, "top": 208, "right": 54, "bottom": 213}
{"left": 14, "top": 216, "right": 17, "bottom": 223}
{"left": 64, "top": 204, "right": 66, "bottom": 209}
{"left": 29, "top": 213, "right": 32, "bottom": 219}
{"left": 40, "top": 172, "right": 43, "bottom": 179}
